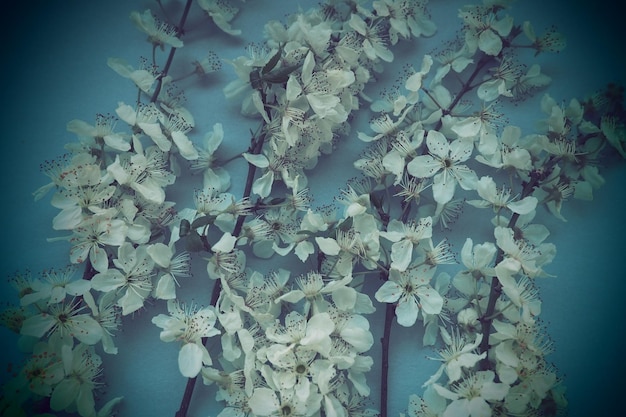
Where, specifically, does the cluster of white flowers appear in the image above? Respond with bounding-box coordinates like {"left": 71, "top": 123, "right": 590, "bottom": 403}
{"left": 1, "top": 0, "right": 625, "bottom": 417}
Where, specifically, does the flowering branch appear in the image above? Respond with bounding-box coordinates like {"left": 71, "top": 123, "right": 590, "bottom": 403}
{"left": 151, "top": 0, "right": 193, "bottom": 103}
{"left": 2, "top": 2, "right": 625, "bottom": 417}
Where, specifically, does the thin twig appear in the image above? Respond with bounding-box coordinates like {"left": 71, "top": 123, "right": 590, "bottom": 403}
{"left": 150, "top": 0, "right": 193, "bottom": 103}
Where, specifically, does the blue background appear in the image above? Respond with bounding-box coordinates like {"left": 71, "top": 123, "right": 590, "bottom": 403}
{"left": 1, "top": 1, "right": 625, "bottom": 416}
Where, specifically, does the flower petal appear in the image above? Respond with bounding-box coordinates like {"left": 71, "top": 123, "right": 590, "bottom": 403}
{"left": 478, "top": 29, "right": 503, "bottom": 56}
{"left": 418, "top": 286, "right": 444, "bottom": 315}
{"left": 374, "top": 280, "right": 402, "bottom": 303}
{"left": 50, "top": 378, "right": 80, "bottom": 411}
{"left": 395, "top": 296, "right": 419, "bottom": 327}
{"left": 69, "top": 315, "right": 103, "bottom": 345}
{"left": 407, "top": 155, "right": 440, "bottom": 178}
{"left": 178, "top": 342, "right": 203, "bottom": 378}
{"left": 315, "top": 237, "right": 341, "bottom": 256}
{"left": 390, "top": 240, "right": 413, "bottom": 272}
{"left": 172, "top": 131, "right": 199, "bottom": 160}
{"left": 507, "top": 196, "right": 538, "bottom": 215}
{"left": 248, "top": 388, "right": 280, "bottom": 416}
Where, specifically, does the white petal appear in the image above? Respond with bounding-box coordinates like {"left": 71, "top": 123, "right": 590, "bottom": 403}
{"left": 91, "top": 270, "right": 125, "bottom": 292}
{"left": 154, "top": 274, "right": 176, "bottom": 300}
{"left": 340, "top": 322, "right": 373, "bottom": 352}
{"left": 390, "top": 240, "right": 413, "bottom": 272}
{"left": 478, "top": 29, "right": 503, "bottom": 56}
{"left": 286, "top": 75, "right": 303, "bottom": 101}
{"left": 69, "top": 315, "right": 103, "bottom": 345}
{"left": 348, "top": 14, "right": 367, "bottom": 36}
{"left": 449, "top": 139, "right": 473, "bottom": 162}
{"left": 115, "top": 102, "right": 137, "bottom": 125}
{"left": 20, "top": 314, "right": 55, "bottom": 338}
{"left": 172, "top": 131, "right": 199, "bottom": 160}
{"left": 302, "top": 50, "right": 315, "bottom": 86}
{"left": 295, "top": 241, "right": 315, "bottom": 262}
{"left": 494, "top": 257, "right": 521, "bottom": 289}
{"left": 475, "top": 176, "right": 497, "bottom": 202}
{"left": 248, "top": 388, "right": 280, "bottom": 416}
{"left": 418, "top": 287, "right": 444, "bottom": 315}
{"left": 432, "top": 171, "right": 456, "bottom": 204}
{"left": 374, "top": 280, "right": 402, "bottom": 303}
{"left": 50, "top": 379, "right": 80, "bottom": 411}
{"left": 66, "top": 119, "right": 96, "bottom": 136}
{"left": 495, "top": 340, "right": 519, "bottom": 368}
{"left": 301, "top": 313, "right": 334, "bottom": 355}
{"left": 332, "top": 286, "right": 357, "bottom": 311}
{"left": 107, "top": 57, "right": 133, "bottom": 77}
{"left": 477, "top": 78, "right": 506, "bottom": 101}
{"left": 395, "top": 296, "right": 419, "bottom": 327}
{"left": 132, "top": 180, "right": 165, "bottom": 205}
{"left": 480, "top": 380, "right": 509, "bottom": 401}
{"left": 76, "top": 385, "right": 96, "bottom": 417}
{"left": 213, "top": 233, "right": 237, "bottom": 252}
{"left": 451, "top": 165, "right": 478, "bottom": 190}
{"left": 52, "top": 206, "right": 83, "bottom": 230}
{"left": 103, "top": 133, "right": 131, "bottom": 151}
{"left": 315, "top": 237, "right": 341, "bottom": 256}
{"left": 242, "top": 152, "right": 269, "bottom": 168}
{"left": 178, "top": 343, "right": 204, "bottom": 378}
{"left": 382, "top": 150, "right": 406, "bottom": 179}
{"left": 407, "top": 155, "right": 440, "bottom": 178}
{"left": 406, "top": 72, "right": 425, "bottom": 92}
{"left": 252, "top": 170, "right": 274, "bottom": 198}
{"left": 507, "top": 196, "right": 538, "bottom": 215}
{"left": 118, "top": 289, "right": 146, "bottom": 316}
{"left": 147, "top": 243, "right": 172, "bottom": 268}
{"left": 426, "top": 130, "right": 449, "bottom": 158}
{"left": 467, "top": 397, "right": 492, "bottom": 417}
{"left": 130, "top": 69, "right": 156, "bottom": 93}
{"left": 307, "top": 93, "right": 340, "bottom": 118}
{"left": 90, "top": 246, "right": 110, "bottom": 273}
{"left": 139, "top": 122, "right": 171, "bottom": 152}
{"left": 106, "top": 155, "right": 130, "bottom": 185}
{"left": 460, "top": 238, "right": 474, "bottom": 268}
{"left": 451, "top": 117, "right": 481, "bottom": 138}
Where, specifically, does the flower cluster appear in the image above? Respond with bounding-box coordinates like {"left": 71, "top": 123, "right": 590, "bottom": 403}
{"left": 1, "top": 0, "right": 625, "bottom": 417}
{"left": 1, "top": 266, "right": 122, "bottom": 416}
{"left": 347, "top": 2, "right": 623, "bottom": 415}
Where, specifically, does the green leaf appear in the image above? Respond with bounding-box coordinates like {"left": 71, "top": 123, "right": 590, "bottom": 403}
{"left": 249, "top": 69, "right": 263, "bottom": 90}
{"left": 337, "top": 216, "right": 353, "bottom": 232}
{"left": 261, "top": 44, "right": 283, "bottom": 75}
{"left": 191, "top": 215, "right": 216, "bottom": 229}
{"left": 370, "top": 193, "right": 383, "bottom": 210}
{"left": 262, "top": 63, "right": 302, "bottom": 85}
{"left": 179, "top": 219, "right": 191, "bottom": 237}
{"left": 268, "top": 197, "right": 286, "bottom": 205}
{"left": 185, "top": 230, "right": 206, "bottom": 252}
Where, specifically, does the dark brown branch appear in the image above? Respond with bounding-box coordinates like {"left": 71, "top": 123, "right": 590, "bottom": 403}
{"left": 380, "top": 303, "right": 395, "bottom": 417}
{"left": 176, "top": 122, "right": 268, "bottom": 417}
{"left": 478, "top": 157, "right": 559, "bottom": 369}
